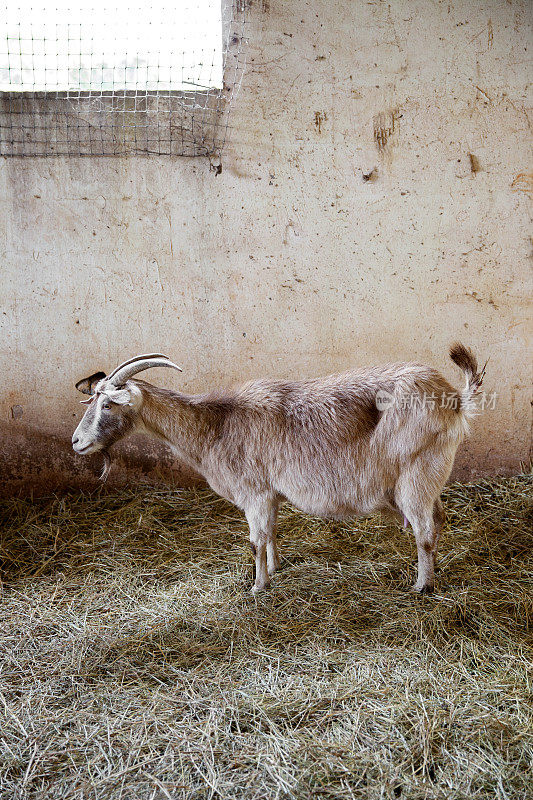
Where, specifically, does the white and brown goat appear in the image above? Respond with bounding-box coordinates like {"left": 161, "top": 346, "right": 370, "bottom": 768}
{"left": 72, "top": 345, "right": 485, "bottom": 593}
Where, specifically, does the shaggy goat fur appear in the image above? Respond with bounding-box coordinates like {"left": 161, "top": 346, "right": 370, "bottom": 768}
{"left": 73, "top": 344, "right": 484, "bottom": 593}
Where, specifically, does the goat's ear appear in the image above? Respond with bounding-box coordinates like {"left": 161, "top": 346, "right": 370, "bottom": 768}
{"left": 75, "top": 371, "right": 107, "bottom": 396}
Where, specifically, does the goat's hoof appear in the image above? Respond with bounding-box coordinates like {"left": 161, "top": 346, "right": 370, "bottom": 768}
{"left": 412, "top": 583, "right": 434, "bottom": 594}
{"left": 251, "top": 583, "right": 270, "bottom": 595}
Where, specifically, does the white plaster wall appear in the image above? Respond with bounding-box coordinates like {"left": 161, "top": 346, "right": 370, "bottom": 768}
{"left": 1, "top": 0, "right": 531, "bottom": 494}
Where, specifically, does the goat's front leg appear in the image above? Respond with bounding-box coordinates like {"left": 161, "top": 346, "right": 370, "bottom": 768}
{"left": 245, "top": 497, "right": 278, "bottom": 593}
{"left": 267, "top": 535, "right": 281, "bottom": 576}
{"left": 266, "top": 501, "right": 280, "bottom": 576}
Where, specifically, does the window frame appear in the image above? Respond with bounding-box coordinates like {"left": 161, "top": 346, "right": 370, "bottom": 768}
{"left": 0, "top": 0, "right": 245, "bottom": 157}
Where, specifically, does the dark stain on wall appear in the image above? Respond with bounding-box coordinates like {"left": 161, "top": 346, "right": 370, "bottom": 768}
{"left": 373, "top": 109, "right": 400, "bottom": 151}
{"left": 469, "top": 153, "right": 481, "bottom": 174}
{"left": 314, "top": 111, "right": 327, "bottom": 133}
{"left": 0, "top": 423, "right": 202, "bottom": 498}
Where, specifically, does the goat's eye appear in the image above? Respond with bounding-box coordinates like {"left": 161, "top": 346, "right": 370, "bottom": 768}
{"left": 102, "top": 402, "right": 111, "bottom": 410}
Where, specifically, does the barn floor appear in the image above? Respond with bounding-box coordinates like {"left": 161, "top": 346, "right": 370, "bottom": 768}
{"left": 0, "top": 476, "right": 531, "bottom": 800}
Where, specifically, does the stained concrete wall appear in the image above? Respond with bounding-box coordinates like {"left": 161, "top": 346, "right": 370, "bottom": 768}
{"left": 1, "top": 0, "right": 532, "bottom": 495}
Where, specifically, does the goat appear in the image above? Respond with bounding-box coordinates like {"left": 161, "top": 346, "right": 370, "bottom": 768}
{"left": 72, "top": 345, "right": 485, "bottom": 594}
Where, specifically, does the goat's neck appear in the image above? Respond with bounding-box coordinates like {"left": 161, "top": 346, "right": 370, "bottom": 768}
{"left": 138, "top": 385, "right": 211, "bottom": 471}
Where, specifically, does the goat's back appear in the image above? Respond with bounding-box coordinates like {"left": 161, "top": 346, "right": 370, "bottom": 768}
{"left": 219, "top": 362, "right": 459, "bottom": 432}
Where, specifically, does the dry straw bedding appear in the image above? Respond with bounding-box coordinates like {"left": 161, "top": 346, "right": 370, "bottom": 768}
{"left": 0, "top": 476, "right": 531, "bottom": 800}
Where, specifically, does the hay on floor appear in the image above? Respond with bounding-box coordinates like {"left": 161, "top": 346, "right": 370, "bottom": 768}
{"left": 0, "top": 475, "right": 531, "bottom": 799}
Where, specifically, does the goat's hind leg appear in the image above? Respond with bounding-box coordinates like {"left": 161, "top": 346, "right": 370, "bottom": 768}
{"left": 245, "top": 496, "right": 279, "bottom": 594}
{"left": 408, "top": 505, "right": 440, "bottom": 593}
{"left": 413, "top": 497, "right": 445, "bottom": 591}
{"left": 399, "top": 496, "right": 439, "bottom": 593}
{"left": 396, "top": 447, "right": 453, "bottom": 593}
{"left": 432, "top": 497, "right": 445, "bottom": 573}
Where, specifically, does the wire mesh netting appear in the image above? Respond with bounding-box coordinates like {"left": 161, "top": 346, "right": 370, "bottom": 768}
{"left": 0, "top": 1, "right": 246, "bottom": 157}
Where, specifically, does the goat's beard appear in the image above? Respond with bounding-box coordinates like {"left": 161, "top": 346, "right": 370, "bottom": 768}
{"left": 99, "top": 451, "right": 112, "bottom": 482}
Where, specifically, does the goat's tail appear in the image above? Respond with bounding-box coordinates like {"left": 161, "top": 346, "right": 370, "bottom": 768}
{"left": 449, "top": 342, "right": 486, "bottom": 417}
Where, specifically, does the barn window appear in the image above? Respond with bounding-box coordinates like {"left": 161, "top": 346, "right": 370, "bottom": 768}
{"left": 0, "top": 1, "right": 246, "bottom": 157}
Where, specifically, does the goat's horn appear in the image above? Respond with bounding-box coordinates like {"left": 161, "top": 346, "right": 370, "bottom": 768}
{"left": 106, "top": 353, "right": 170, "bottom": 381}
{"left": 109, "top": 356, "right": 183, "bottom": 386}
